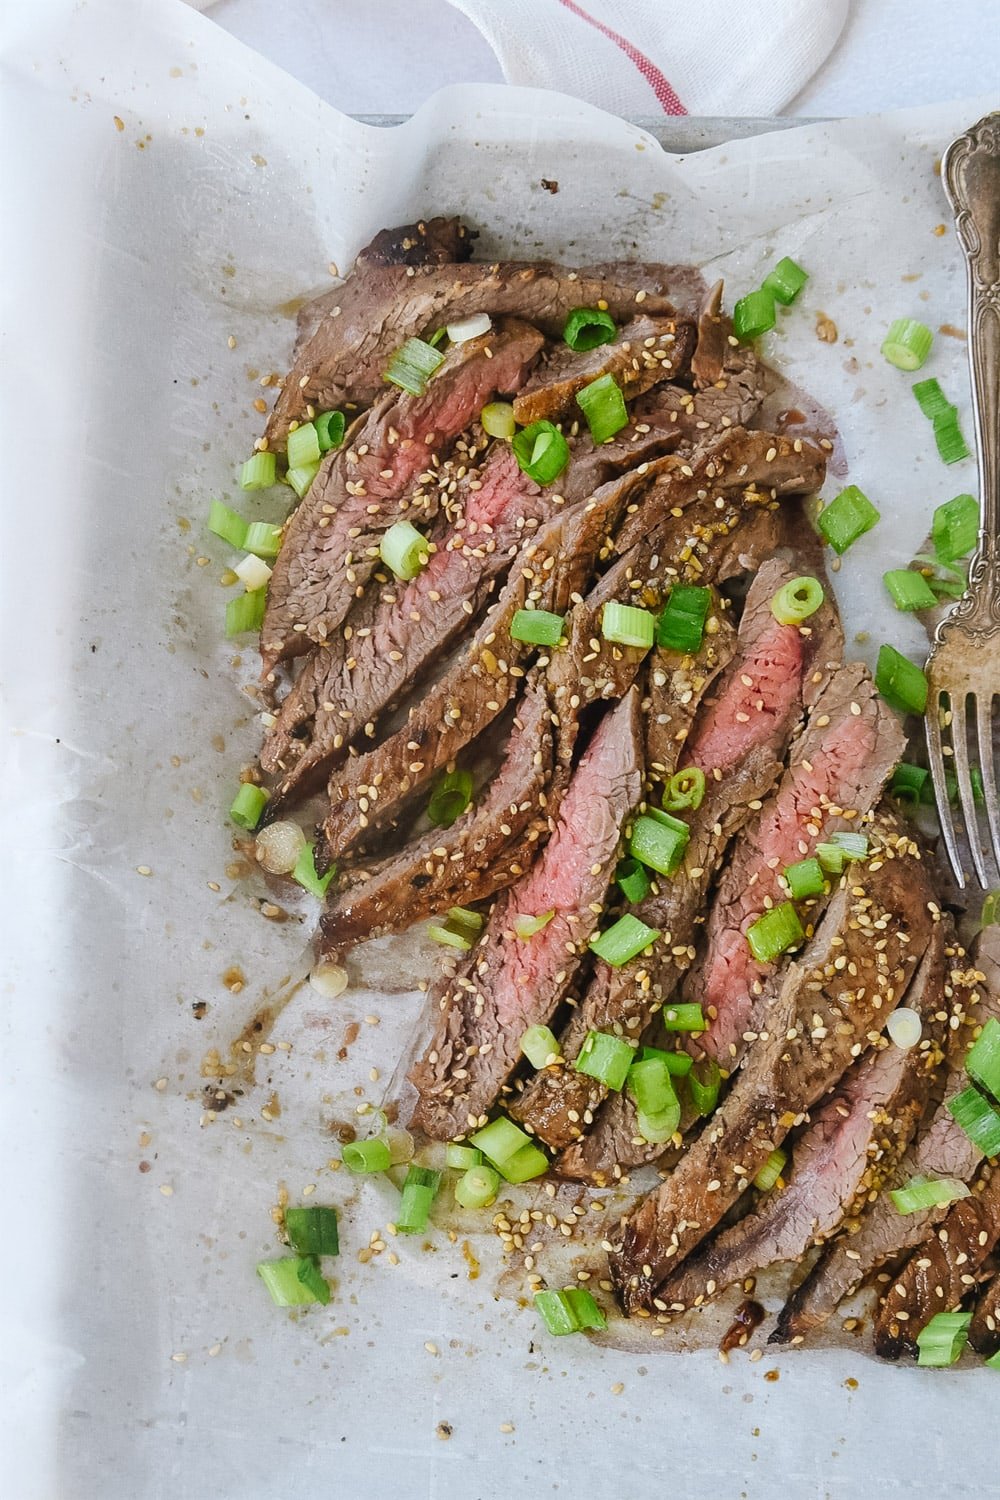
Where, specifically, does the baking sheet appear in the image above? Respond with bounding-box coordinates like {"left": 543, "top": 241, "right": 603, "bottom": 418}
{"left": 2, "top": 1, "right": 996, "bottom": 1495}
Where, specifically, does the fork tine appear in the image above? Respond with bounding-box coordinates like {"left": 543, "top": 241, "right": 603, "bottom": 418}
{"left": 926, "top": 690, "right": 966, "bottom": 891}
{"left": 951, "top": 693, "right": 990, "bottom": 889}
{"left": 976, "top": 693, "right": 1000, "bottom": 880}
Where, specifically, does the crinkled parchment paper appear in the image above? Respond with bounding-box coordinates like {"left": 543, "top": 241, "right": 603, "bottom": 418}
{"left": 2, "top": 0, "right": 995, "bottom": 1495}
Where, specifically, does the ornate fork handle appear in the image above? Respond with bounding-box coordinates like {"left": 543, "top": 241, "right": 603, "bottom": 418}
{"left": 941, "top": 111, "right": 1000, "bottom": 639}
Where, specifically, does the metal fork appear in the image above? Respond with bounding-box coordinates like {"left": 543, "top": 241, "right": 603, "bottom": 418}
{"left": 924, "top": 111, "right": 1000, "bottom": 891}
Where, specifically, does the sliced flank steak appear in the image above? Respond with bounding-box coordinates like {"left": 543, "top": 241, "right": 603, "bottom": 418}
{"left": 318, "top": 678, "right": 553, "bottom": 955}
{"left": 608, "top": 823, "right": 935, "bottom": 1314}
{"left": 260, "top": 318, "right": 544, "bottom": 671}
{"left": 772, "top": 927, "right": 997, "bottom": 1345}
{"left": 511, "top": 315, "right": 696, "bottom": 426}
{"left": 407, "top": 688, "right": 645, "bottom": 1141}
{"left": 268, "top": 260, "right": 679, "bottom": 445}
{"left": 969, "top": 1271, "right": 1000, "bottom": 1357}
{"left": 657, "top": 924, "right": 950, "bottom": 1314}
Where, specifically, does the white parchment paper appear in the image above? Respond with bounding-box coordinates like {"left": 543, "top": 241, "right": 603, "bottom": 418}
{"left": 2, "top": 1, "right": 996, "bottom": 1495}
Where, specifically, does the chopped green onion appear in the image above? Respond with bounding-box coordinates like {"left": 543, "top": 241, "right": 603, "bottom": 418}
{"left": 966, "top": 1017, "right": 1000, "bottom": 1103}
{"left": 589, "top": 913, "right": 660, "bottom": 967}
{"left": 481, "top": 401, "right": 516, "bottom": 439}
{"left": 933, "top": 406, "right": 970, "bottom": 465}
{"left": 881, "top": 318, "right": 933, "bottom": 371}
{"left": 292, "top": 842, "right": 335, "bottom": 898}
{"left": 240, "top": 451, "right": 277, "bottom": 490}
{"left": 208, "top": 500, "right": 249, "bottom": 549}
{"left": 234, "top": 552, "right": 272, "bottom": 592}
{"left": 830, "top": 831, "right": 869, "bottom": 861}
{"left": 314, "top": 410, "right": 345, "bottom": 452}
{"left": 576, "top": 373, "right": 628, "bottom": 444}
{"left": 816, "top": 485, "right": 880, "bottom": 555}
{"left": 427, "top": 326, "right": 448, "bottom": 349}
{"left": 629, "top": 810, "right": 690, "bottom": 877}
{"left": 626, "top": 1057, "right": 677, "bottom": 1117}
{"left": 662, "top": 1002, "right": 706, "bottom": 1033}
{"left": 753, "top": 1148, "right": 788, "bottom": 1191}
{"left": 947, "top": 1085, "right": 1000, "bottom": 1157}
{"left": 733, "top": 289, "right": 776, "bottom": 341}
{"left": 501, "top": 1142, "right": 549, "bottom": 1183}
{"left": 762, "top": 256, "right": 808, "bottom": 305}
{"left": 257, "top": 1257, "right": 330, "bottom": 1306}
{"left": 427, "top": 923, "right": 473, "bottom": 952}
{"left": 981, "top": 892, "right": 1000, "bottom": 930}
{"left": 447, "top": 906, "right": 484, "bottom": 940}
{"left": 635, "top": 1105, "right": 682, "bottom": 1144}
{"left": 574, "top": 1031, "right": 636, "bottom": 1091}
{"left": 511, "top": 420, "right": 570, "bottom": 485}
{"left": 875, "top": 644, "right": 928, "bottom": 715}
{"left": 891, "top": 763, "right": 931, "bottom": 806}
{"left": 688, "top": 1058, "right": 722, "bottom": 1116}
{"left": 342, "top": 1137, "right": 392, "bottom": 1174}
{"left": 286, "top": 421, "right": 321, "bottom": 469}
{"left": 912, "top": 378, "right": 951, "bottom": 420}
{"left": 616, "top": 857, "right": 651, "bottom": 904}
{"left": 226, "top": 587, "right": 266, "bottom": 637}
{"left": 889, "top": 1174, "right": 970, "bottom": 1215}
{"left": 520, "top": 1024, "right": 562, "bottom": 1069}
{"left": 534, "top": 1286, "right": 607, "bottom": 1335}
{"left": 601, "top": 601, "right": 655, "bottom": 649}
{"left": 454, "top": 1162, "right": 500, "bottom": 1209}
{"left": 284, "top": 1206, "right": 340, "bottom": 1256}
{"left": 509, "top": 608, "right": 565, "bottom": 647}
{"left": 514, "top": 911, "right": 554, "bottom": 941}
{"left": 244, "top": 521, "right": 282, "bottom": 558}
{"left": 470, "top": 1116, "right": 533, "bottom": 1174}
{"left": 230, "top": 782, "right": 269, "bottom": 830}
{"left": 397, "top": 1164, "right": 441, "bottom": 1234}
{"left": 640, "top": 1045, "right": 693, "bottom": 1077}
{"left": 770, "top": 575, "right": 825, "bottom": 626}
{"left": 427, "top": 768, "right": 474, "bottom": 829}
{"left": 563, "top": 306, "right": 617, "bottom": 352}
{"left": 916, "top": 1311, "right": 972, "bottom": 1367}
{"left": 285, "top": 462, "right": 320, "bottom": 499}
{"left": 747, "top": 901, "right": 805, "bottom": 963}
{"left": 380, "top": 519, "right": 428, "bottom": 581}
{"left": 932, "top": 492, "right": 979, "bottom": 563}
{"left": 943, "top": 768, "right": 985, "bottom": 808}
{"left": 816, "top": 842, "right": 846, "bottom": 875}
{"left": 784, "top": 857, "right": 826, "bottom": 901}
{"left": 663, "top": 767, "right": 706, "bottom": 812}
{"left": 446, "top": 1143, "right": 482, "bottom": 1170}
{"left": 656, "top": 584, "right": 711, "bottom": 653}
{"left": 384, "top": 337, "right": 445, "bottom": 396}
{"left": 987, "top": 1350, "right": 1000, "bottom": 1369}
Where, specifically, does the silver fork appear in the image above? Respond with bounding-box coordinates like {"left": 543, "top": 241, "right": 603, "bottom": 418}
{"left": 925, "top": 110, "right": 1000, "bottom": 891}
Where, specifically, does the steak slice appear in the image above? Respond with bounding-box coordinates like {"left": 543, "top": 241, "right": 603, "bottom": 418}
{"left": 268, "top": 261, "right": 678, "bottom": 445}
{"left": 688, "top": 662, "right": 906, "bottom": 1069}
{"left": 511, "top": 315, "right": 695, "bottom": 426}
{"left": 873, "top": 1165, "right": 1000, "bottom": 1359}
{"left": 607, "top": 823, "right": 935, "bottom": 1314}
{"left": 657, "top": 923, "right": 950, "bottom": 1314}
{"left": 356, "top": 216, "right": 476, "bottom": 271}
{"left": 260, "top": 318, "right": 544, "bottom": 671}
{"left": 969, "top": 1271, "right": 1000, "bottom": 1357}
{"left": 772, "top": 927, "right": 998, "bottom": 1344}
{"left": 260, "top": 444, "right": 554, "bottom": 802}
{"left": 407, "top": 688, "right": 645, "bottom": 1140}
{"left": 689, "top": 280, "right": 729, "bottom": 388}
{"left": 318, "top": 678, "right": 553, "bottom": 954}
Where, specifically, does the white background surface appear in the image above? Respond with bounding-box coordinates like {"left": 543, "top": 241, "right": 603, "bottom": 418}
{"left": 204, "top": 0, "right": 1000, "bottom": 118}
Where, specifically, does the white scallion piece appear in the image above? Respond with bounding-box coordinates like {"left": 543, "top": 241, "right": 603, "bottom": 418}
{"left": 254, "top": 820, "right": 306, "bottom": 874}
{"left": 445, "top": 312, "right": 492, "bottom": 343}
{"left": 887, "top": 1006, "right": 922, "bottom": 1050}
{"left": 235, "top": 553, "right": 273, "bottom": 592}
{"left": 309, "top": 961, "right": 349, "bottom": 998}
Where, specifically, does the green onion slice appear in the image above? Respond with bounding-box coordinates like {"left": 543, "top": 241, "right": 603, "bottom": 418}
{"left": 947, "top": 1085, "right": 1000, "bottom": 1156}
{"left": 511, "top": 420, "right": 570, "bottom": 485}
{"left": 753, "top": 1148, "right": 788, "bottom": 1191}
{"left": 510, "top": 608, "right": 565, "bottom": 647}
{"left": 534, "top": 1287, "right": 607, "bottom": 1335}
{"left": 830, "top": 831, "right": 869, "bottom": 861}
{"left": 427, "top": 923, "right": 473, "bottom": 952}
{"left": 889, "top": 1174, "right": 970, "bottom": 1215}
{"left": 762, "top": 256, "right": 808, "bottom": 305}
{"left": 933, "top": 406, "right": 970, "bottom": 465}
{"left": 635, "top": 1104, "right": 682, "bottom": 1144}
{"left": 284, "top": 1206, "right": 340, "bottom": 1256}
{"left": 662, "top": 767, "right": 706, "bottom": 812}
{"left": 966, "top": 1016, "right": 1000, "bottom": 1103}
{"left": 875, "top": 644, "right": 928, "bottom": 716}
{"left": 626, "top": 1056, "right": 677, "bottom": 1117}
{"left": 816, "top": 842, "right": 846, "bottom": 875}
{"left": 225, "top": 588, "right": 266, "bottom": 637}
{"left": 454, "top": 1162, "right": 500, "bottom": 1209}
{"left": 640, "top": 1044, "right": 693, "bottom": 1077}
{"left": 601, "top": 600, "right": 655, "bottom": 649}
{"left": 589, "top": 913, "right": 659, "bottom": 967}
{"left": 470, "top": 1117, "right": 547, "bottom": 1181}
{"left": 240, "top": 451, "right": 277, "bottom": 490}
{"left": 656, "top": 584, "right": 711, "bottom": 653}
{"left": 576, "top": 373, "right": 628, "bottom": 444}
{"left": 397, "top": 1164, "right": 442, "bottom": 1234}
{"left": 380, "top": 519, "right": 428, "bottom": 581}
{"left": 286, "top": 462, "right": 320, "bottom": 499}
{"left": 520, "top": 1024, "right": 562, "bottom": 1069}
{"left": 342, "top": 1137, "right": 392, "bottom": 1173}
{"left": 616, "top": 857, "right": 651, "bottom": 904}
{"left": 881, "top": 317, "right": 933, "bottom": 371}
{"left": 784, "top": 856, "right": 826, "bottom": 900}
{"left": 733, "top": 289, "right": 776, "bottom": 341}
{"left": 501, "top": 1142, "right": 549, "bottom": 1183}
{"left": 514, "top": 911, "right": 554, "bottom": 941}
{"left": 257, "top": 1256, "right": 330, "bottom": 1306}
{"left": 292, "top": 842, "right": 335, "bottom": 898}
{"left": 932, "top": 492, "right": 979, "bottom": 563}
{"left": 890, "top": 763, "right": 930, "bottom": 807}
{"left": 629, "top": 809, "right": 689, "bottom": 877}
{"left": 688, "top": 1058, "right": 722, "bottom": 1116}
{"left": 230, "top": 782, "right": 269, "bottom": 830}
{"left": 314, "top": 410, "right": 345, "bottom": 452}
{"left": 770, "top": 575, "right": 825, "bottom": 625}
{"left": 427, "top": 768, "right": 474, "bottom": 829}
{"left": 563, "top": 306, "right": 617, "bottom": 352}
{"left": 445, "top": 1143, "right": 482, "bottom": 1170}
{"left": 208, "top": 500, "right": 249, "bottom": 549}
{"left": 481, "top": 401, "right": 516, "bottom": 439}
{"left": 662, "top": 1002, "right": 706, "bottom": 1033}
{"left": 447, "top": 906, "right": 484, "bottom": 940}
{"left": 912, "top": 378, "right": 951, "bottom": 420}
{"left": 286, "top": 421, "right": 321, "bottom": 469}
{"left": 384, "top": 337, "right": 445, "bottom": 396}
{"left": 884, "top": 568, "right": 937, "bottom": 612}
{"left": 816, "top": 485, "right": 880, "bottom": 555}
{"left": 916, "top": 1311, "right": 972, "bottom": 1367}
{"left": 244, "top": 521, "right": 282, "bottom": 559}
{"left": 574, "top": 1031, "right": 636, "bottom": 1091}
{"left": 746, "top": 901, "right": 805, "bottom": 963}
{"left": 234, "top": 552, "right": 272, "bottom": 592}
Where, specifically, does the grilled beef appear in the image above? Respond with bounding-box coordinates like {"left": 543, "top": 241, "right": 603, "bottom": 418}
{"left": 512, "top": 316, "right": 695, "bottom": 426}
{"left": 261, "top": 320, "right": 543, "bottom": 671}
{"left": 969, "top": 1271, "right": 1000, "bottom": 1357}
{"left": 689, "top": 280, "right": 729, "bottom": 387}
{"left": 356, "top": 217, "right": 476, "bottom": 271}
{"left": 608, "top": 824, "right": 935, "bottom": 1314}
{"left": 772, "top": 928, "right": 998, "bottom": 1344}
{"left": 408, "top": 689, "right": 645, "bottom": 1140}
{"left": 873, "top": 1165, "right": 1000, "bottom": 1358}
{"left": 658, "top": 924, "right": 950, "bottom": 1313}
{"left": 318, "top": 679, "right": 553, "bottom": 953}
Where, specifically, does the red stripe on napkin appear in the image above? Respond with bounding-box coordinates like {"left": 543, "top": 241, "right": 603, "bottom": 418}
{"left": 555, "top": 0, "right": 687, "bottom": 114}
